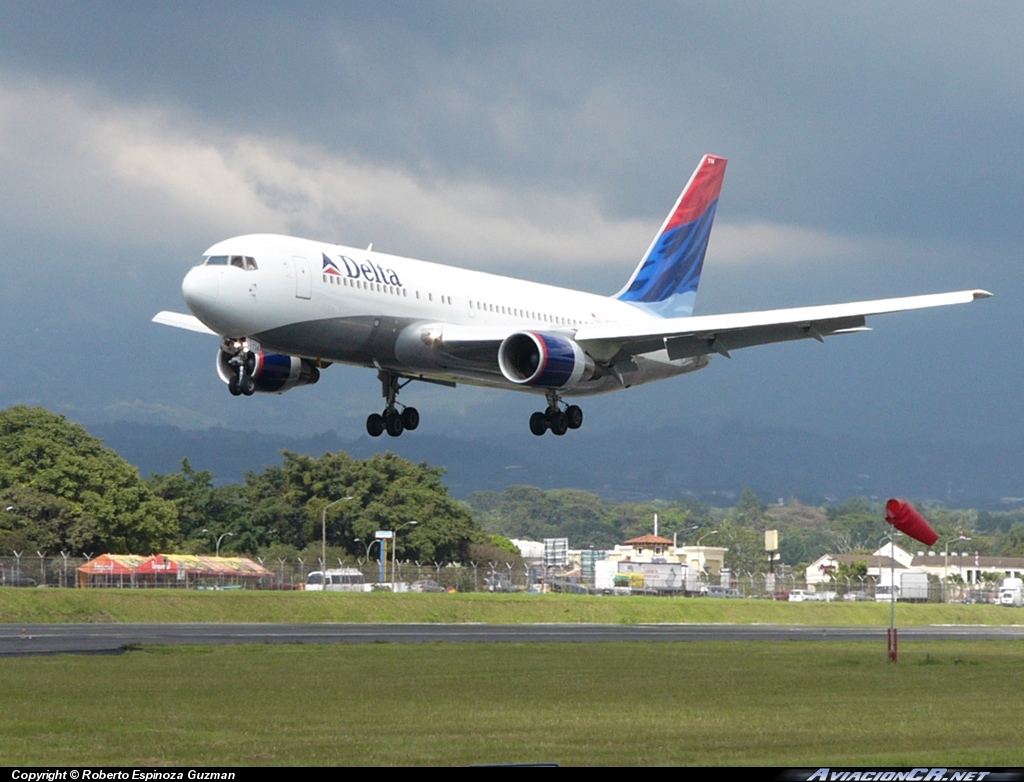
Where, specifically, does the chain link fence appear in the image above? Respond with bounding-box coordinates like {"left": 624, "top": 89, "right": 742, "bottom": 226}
{"left": 0, "top": 554, "right": 540, "bottom": 592}
{"left": 0, "top": 554, "right": 1005, "bottom": 602}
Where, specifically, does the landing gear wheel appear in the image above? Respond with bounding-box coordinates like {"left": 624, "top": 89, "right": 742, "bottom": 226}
{"left": 401, "top": 407, "right": 420, "bottom": 431}
{"left": 228, "top": 375, "right": 242, "bottom": 396}
{"left": 240, "top": 373, "right": 256, "bottom": 396}
{"left": 385, "top": 410, "right": 404, "bottom": 437}
{"left": 566, "top": 405, "right": 583, "bottom": 430}
{"left": 366, "top": 413, "right": 384, "bottom": 437}
{"left": 529, "top": 411, "right": 548, "bottom": 436}
{"left": 548, "top": 410, "right": 568, "bottom": 436}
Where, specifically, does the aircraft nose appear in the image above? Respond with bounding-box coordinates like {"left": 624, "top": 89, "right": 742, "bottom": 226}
{"left": 182, "top": 266, "right": 219, "bottom": 316}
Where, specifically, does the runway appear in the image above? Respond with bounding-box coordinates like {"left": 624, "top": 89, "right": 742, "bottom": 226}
{"left": 2, "top": 622, "right": 1024, "bottom": 656}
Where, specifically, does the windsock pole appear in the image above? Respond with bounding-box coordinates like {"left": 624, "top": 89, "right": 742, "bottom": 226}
{"left": 883, "top": 499, "right": 937, "bottom": 663}
{"left": 888, "top": 537, "right": 898, "bottom": 662}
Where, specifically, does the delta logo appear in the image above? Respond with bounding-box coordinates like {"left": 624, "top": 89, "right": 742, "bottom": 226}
{"left": 322, "top": 255, "right": 343, "bottom": 276}
{"left": 323, "top": 253, "right": 402, "bottom": 286}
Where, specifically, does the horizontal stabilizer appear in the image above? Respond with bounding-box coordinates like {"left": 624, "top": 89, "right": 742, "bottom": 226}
{"left": 152, "top": 311, "right": 218, "bottom": 336}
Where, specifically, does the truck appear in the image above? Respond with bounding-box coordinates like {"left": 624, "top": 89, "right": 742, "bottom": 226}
{"left": 1000, "top": 577, "right": 1023, "bottom": 607}
{"left": 875, "top": 572, "right": 929, "bottom": 602}
{"left": 900, "top": 572, "right": 929, "bottom": 602}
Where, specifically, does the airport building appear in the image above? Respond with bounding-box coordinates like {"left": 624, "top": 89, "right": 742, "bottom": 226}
{"left": 806, "top": 543, "right": 1024, "bottom": 599}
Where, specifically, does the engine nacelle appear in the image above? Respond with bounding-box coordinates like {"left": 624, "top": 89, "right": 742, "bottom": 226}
{"left": 216, "top": 349, "right": 320, "bottom": 394}
{"left": 498, "top": 331, "right": 594, "bottom": 388}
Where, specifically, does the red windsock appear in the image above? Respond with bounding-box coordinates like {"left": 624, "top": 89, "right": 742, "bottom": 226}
{"left": 885, "top": 499, "right": 939, "bottom": 546}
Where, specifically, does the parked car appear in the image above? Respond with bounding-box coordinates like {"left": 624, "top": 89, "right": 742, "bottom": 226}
{"left": 410, "top": 579, "right": 446, "bottom": 593}
{"left": 0, "top": 569, "right": 37, "bottom": 587}
{"left": 706, "top": 586, "right": 742, "bottom": 598}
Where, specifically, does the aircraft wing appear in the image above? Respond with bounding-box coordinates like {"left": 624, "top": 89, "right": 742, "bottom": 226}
{"left": 574, "top": 289, "right": 991, "bottom": 360}
{"left": 153, "top": 310, "right": 218, "bottom": 336}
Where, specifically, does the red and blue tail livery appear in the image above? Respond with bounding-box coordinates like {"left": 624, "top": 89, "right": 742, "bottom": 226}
{"left": 616, "top": 154, "right": 727, "bottom": 317}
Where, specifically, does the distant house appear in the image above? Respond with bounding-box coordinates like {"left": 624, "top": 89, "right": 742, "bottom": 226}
{"left": 807, "top": 543, "right": 1024, "bottom": 588}
{"left": 607, "top": 533, "right": 727, "bottom": 578}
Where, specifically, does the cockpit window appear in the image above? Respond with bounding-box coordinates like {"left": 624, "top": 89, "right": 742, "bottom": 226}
{"left": 203, "top": 255, "right": 257, "bottom": 269}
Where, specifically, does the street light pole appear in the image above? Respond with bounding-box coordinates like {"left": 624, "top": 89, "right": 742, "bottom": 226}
{"left": 215, "top": 532, "right": 233, "bottom": 558}
{"left": 391, "top": 521, "right": 418, "bottom": 589}
{"left": 321, "top": 496, "right": 354, "bottom": 590}
{"left": 696, "top": 530, "right": 719, "bottom": 585}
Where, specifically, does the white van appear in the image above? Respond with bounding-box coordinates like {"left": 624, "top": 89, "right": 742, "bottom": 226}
{"left": 305, "top": 568, "right": 367, "bottom": 592}
{"left": 1000, "top": 577, "right": 1023, "bottom": 607}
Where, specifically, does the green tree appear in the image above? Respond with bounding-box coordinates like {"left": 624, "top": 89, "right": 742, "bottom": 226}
{"left": 242, "top": 450, "right": 477, "bottom": 562}
{"left": 998, "top": 524, "right": 1024, "bottom": 557}
{"left": 732, "top": 487, "right": 766, "bottom": 528}
{"left": 148, "top": 459, "right": 251, "bottom": 552}
{"left": 0, "top": 407, "right": 178, "bottom": 553}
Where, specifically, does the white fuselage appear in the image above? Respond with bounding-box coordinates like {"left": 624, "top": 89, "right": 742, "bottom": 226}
{"left": 181, "top": 234, "right": 708, "bottom": 396}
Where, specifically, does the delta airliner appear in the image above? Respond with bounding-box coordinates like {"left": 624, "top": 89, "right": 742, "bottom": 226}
{"left": 154, "top": 155, "right": 990, "bottom": 437}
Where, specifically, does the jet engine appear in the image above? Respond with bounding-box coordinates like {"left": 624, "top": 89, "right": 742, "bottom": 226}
{"left": 497, "top": 331, "right": 595, "bottom": 388}
{"left": 216, "top": 349, "right": 320, "bottom": 394}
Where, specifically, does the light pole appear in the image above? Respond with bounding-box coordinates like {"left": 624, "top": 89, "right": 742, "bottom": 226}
{"left": 942, "top": 534, "right": 972, "bottom": 600}
{"left": 201, "top": 529, "right": 234, "bottom": 557}
{"left": 391, "top": 521, "right": 418, "bottom": 589}
{"left": 354, "top": 538, "right": 381, "bottom": 581}
{"left": 696, "top": 530, "right": 718, "bottom": 585}
{"left": 216, "top": 532, "right": 233, "bottom": 557}
{"left": 321, "top": 496, "right": 354, "bottom": 589}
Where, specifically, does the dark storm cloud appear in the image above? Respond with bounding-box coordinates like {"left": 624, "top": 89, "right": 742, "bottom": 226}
{"left": 0, "top": 2, "right": 1016, "bottom": 443}
{"left": 3, "top": 2, "right": 1021, "bottom": 239}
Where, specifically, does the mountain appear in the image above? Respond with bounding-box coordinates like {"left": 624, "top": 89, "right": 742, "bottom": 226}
{"left": 86, "top": 420, "right": 1024, "bottom": 509}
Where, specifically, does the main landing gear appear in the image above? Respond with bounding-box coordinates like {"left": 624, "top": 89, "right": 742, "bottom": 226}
{"left": 225, "top": 340, "right": 256, "bottom": 397}
{"left": 366, "top": 370, "right": 420, "bottom": 438}
{"left": 529, "top": 390, "right": 583, "bottom": 436}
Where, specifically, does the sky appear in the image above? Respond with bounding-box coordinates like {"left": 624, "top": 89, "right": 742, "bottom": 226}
{"left": 0, "top": 2, "right": 1019, "bottom": 445}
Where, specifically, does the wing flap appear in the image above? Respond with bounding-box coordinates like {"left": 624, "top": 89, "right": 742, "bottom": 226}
{"left": 577, "top": 289, "right": 990, "bottom": 359}
{"left": 663, "top": 315, "right": 867, "bottom": 360}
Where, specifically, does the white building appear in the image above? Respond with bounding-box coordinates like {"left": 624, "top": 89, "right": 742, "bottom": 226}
{"left": 807, "top": 543, "right": 1024, "bottom": 589}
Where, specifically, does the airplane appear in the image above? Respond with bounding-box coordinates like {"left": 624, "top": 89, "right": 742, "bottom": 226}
{"left": 154, "top": 154, "right": 990, "bottom": 437}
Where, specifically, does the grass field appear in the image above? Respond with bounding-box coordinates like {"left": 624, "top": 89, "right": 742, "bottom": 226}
{"left": 2, "top": 588, "right": 1022, "bottom": 625}
{"left": 2, "top": 640, "right": 1023, "bottom": 766}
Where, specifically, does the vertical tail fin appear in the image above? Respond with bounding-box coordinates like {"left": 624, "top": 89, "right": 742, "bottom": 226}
{"left": 615, "top": 154, "right": 727, "bottom": 317}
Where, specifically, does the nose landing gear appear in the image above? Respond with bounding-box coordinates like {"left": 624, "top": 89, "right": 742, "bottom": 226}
{"left": 366, "top": 370, "right": 420, "bottom": 438}
{"left": 529, "top": 390, "right": 583, "bottom": 436}
{"left": 225, "top": 339, "right": 257, "bottom": 396}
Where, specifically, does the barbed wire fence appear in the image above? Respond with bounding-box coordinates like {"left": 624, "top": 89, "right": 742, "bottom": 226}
{"left": 0, "top": 554, "right": 1002, "bottom": 602}
{"left": 0, "top": 554, "right": 537, "bottom": 592}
